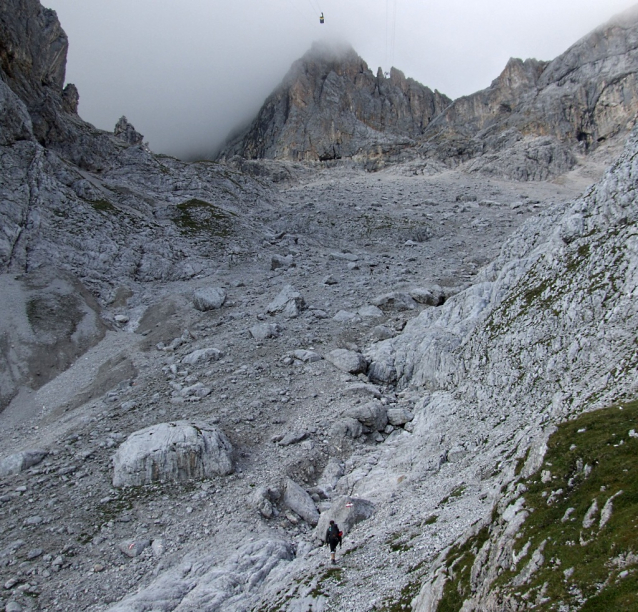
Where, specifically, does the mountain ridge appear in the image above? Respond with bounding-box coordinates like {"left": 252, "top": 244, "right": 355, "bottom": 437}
{"left": 221, "top": 6, "right": 638, "bottom": 180}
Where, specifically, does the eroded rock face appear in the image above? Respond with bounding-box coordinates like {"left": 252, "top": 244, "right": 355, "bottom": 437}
{"left": 112, "top": 421, "right": 234, "bottom": 487}
{"left": 0, "top": 268, "right": 107, "bottom": 411}
{"left": 421, "top": 6, "right": 638, "bottom": 177}
{"left": 219, "top": 41, "right": 451, "bottom": 162}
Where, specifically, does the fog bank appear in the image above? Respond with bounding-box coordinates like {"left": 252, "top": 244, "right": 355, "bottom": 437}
{"left": 45, "top": 0, "right": 636, "bottom": 159}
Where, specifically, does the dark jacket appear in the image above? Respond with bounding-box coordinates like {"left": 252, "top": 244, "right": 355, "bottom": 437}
{"left": 325, "top": 524, "right": 341, "bottom": 545}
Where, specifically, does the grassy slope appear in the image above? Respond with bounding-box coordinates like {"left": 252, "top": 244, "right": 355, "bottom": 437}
{"left": 438, "top": 399, "right": 638, "bottom": 611}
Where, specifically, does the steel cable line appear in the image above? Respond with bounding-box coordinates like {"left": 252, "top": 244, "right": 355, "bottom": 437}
{"left": 386, "top": 0, "right": 397, "bottom": 68}
{"left": 286, "top": 0, "right": 314, "bottom": 20}
{"left": 306, "top": 0, "right": 323, "bottom": 17}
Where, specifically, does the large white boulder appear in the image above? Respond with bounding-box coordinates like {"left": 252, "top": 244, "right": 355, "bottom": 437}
{"left": 112, "top": 421, "right": 234, "bottom": 487}
{"left": 283, "top": 478, "right": 320, "bottom": 525}
{"left": 192, "top": 287, "right": 227, "bottom": 311}
{"left": 0, "top": 450, "right": 48, "bottom": 478}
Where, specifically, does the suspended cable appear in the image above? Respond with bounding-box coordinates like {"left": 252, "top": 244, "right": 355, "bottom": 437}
{"left": 306, "top": 0, "right": 322, "bottom": 17}
{"left": 385, "top": 0, "right": 389, "bottom": 70}
{"left": 287, "top": 0, "right": 313, "bottom": 20}
{"left": 390, "top": 0, "right": 397, "bottom": 67}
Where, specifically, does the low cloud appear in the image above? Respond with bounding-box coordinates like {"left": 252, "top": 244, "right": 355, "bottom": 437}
{"left": 45, "top": 0, "right": 636, "bottom": 159}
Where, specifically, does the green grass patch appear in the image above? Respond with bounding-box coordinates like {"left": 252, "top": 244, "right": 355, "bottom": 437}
{"left": 437, "top": 526, "right": 490, "bottom": 612}
{"left": 440, "top": 484, "right": 466, "bottom": 506}
{"left": 173, "top": 198, "right": 235, "bottom": 236}
{"left": 310, "top": 566, "right": 344, "bottom": 597}
{"left": 91, "top": 199, "right": 117, "bottom": 213}
{"left": 436, "top": 399, "right": 638, "bottom": 611}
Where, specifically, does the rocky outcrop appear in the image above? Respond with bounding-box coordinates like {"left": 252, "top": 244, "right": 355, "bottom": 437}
{"left": 0, "top": 268, "right": 107, "bottom": 411}
{"left": 221, "top": 7, "right": 638, "bottom": 179}
{"left": 0, "top": 0, "right": 125, "bottom": 168}
{"left": 107, "top": 539, "right": 295, "bottom": 612}
{"left": 219, "top": 41, "right": 451, "bottom": 162}
{"left": 420, "top": 5, "right": 638, "bottom": 177}
{"left": 365, "top": 125, "right": 638, "bottom": 611}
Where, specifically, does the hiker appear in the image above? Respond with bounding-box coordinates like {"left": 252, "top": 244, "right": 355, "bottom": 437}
{"left": 325, "top": 519, "right": 342, "bottom": 564}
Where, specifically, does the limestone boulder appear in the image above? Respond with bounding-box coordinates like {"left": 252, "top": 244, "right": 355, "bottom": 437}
{"left": 344, "top": 400, "right": 388, "bottom": 431}
{"left": 266, "top": 285, "right": 305, "bottom": 318}
{"left": 387, "top": 407, "right": 414, "bottom": 426}
{"left": 0, "top": 450, "right": 48, "bottom": 478}
{"left": 112, "top": 421, "right": 233, "bottom": 487}
{"left": 283, "top": 478, "right": 319, "bottom": 525}
{"left": 325, "top": 349, "right": 368, "bottom": 374}
{"left": 314, "top": 496, "right": 375, "bottom": 541}
{"left": 330, "top": 417, "right": 364, "bottom": 439}
{"left": 371, "top": 291, "right": 418, "bottom": 311}
{"left": 181, "top": 348, "right": 223, "bottom": 366}
{"left": 192, "top": 287, "right": 227, "bottom": 311}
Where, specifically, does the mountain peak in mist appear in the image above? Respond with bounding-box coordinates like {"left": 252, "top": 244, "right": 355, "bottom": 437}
{"left": 218, "top": 42, "right": 452, "bottom": 162}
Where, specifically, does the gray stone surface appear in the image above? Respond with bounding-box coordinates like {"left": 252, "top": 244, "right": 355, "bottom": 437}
{"left": 181, "top": 347, "right": 223, "bottom": 366}
{"left": 0, "top": 450, "right": 47, "bottom": 478}
{"left": 344, "top": 400, "right": 388, "bottom": 432}
{"left": 283, "top": 478, "right": 319, "bottom": 526}
{"left": 192, "top": 287, "right": 227, "bottom": 311}
{"left": 1, "top": 3, "right": 637, "bottom": 610}
{"left": 325, "top": 349, "right": 368, "bottom": 374}
{"left": 112, "top": 421, "right": 234, "bottom": 487}
{"left": 266, "top": 285, "right": 305, "bottom": 318}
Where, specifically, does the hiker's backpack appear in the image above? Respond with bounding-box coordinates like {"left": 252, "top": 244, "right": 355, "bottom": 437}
{"left": 328, "top": 524, "right": 342, "bottom": 545}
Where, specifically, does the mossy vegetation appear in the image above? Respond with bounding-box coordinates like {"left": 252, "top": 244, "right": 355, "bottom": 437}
{"left": 439, "top": 484, "right": 466, "bottom": 506}
{"left": 375, "top": 579, "right": 424, "bottom": 611}
{"left": 310, "top": 566, "right": 344, "bottom": 597}
{"left": 173, "top": 198, "right": 235, "bottom": 236}
{"left": 91, "top": 199, "right": 117, "bottom": 213}
{"left": 435, "top": 399, "right": 638, "bottom": 611}
{"left": 437, "top": 526, "right": 490, "bottom": 612}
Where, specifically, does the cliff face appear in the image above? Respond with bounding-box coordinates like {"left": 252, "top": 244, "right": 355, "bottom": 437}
{"left": 420, "top": 6, "right": 638, "bottom": 178}
{"left": 220, "top": 41, "right": 452, "bottom": 162}
{"left": 222, "top": 7, "right": 638, "bottom": 180}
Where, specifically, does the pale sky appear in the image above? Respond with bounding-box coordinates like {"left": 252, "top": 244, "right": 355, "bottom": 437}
{"left": 44, "top": 0, "right": 636, "bottom": 159}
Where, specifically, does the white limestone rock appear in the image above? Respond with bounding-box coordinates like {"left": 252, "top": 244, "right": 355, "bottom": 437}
{"left": 409, "top": 286, "right": 446, "bottom": 306}
{"left": 271, "top": 254, "right": 294, "bottom": 270}
{"left": 266, "top": 285, "right": 305, "bottom": 318}
{"left": 344, "top": 400, "right": 388, "bottom": 431}
{"left": 112, "top": 421, "right": 234, "bottom": 487}
{"left": 330, "top": 417, "right": 364, "bottom": 439}
{"left": 107, "top": 539, "right": 294, "bottom": 611}
{"left": 325, "top": 349, "right": 367, "bottom": 374}
{"left": 249, "top": 323, "right": 281, "bottom": 341}
{"left": 371, "top": 291, "right": 417, "bottom": 310}
{"left": 192, "top": 287, "right": 227, "bottom": 311}
{"left": 283, "top": 478, "right": 319, "bottom": 525}
{"left": 181, "top": 348, "right": 223, "bottom": 366}
{"left": 0, "top": 450, "right": 48, "bottom": 478}
{"left": 387, "top": 407, "right": 414, "bottom": 426}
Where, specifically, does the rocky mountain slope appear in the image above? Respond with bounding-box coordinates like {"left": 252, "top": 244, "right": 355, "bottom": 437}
{"left": 1, "top": 1, "right": 638, "bottom": 611}
{"left": 219, "top": 41, "right": 451, "bottom": 163}
{"left": 221, "top": 6, "right": 638, "bottom": 181}
{"left": 420, "top": 5, "right": 638, "bottom": 180}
